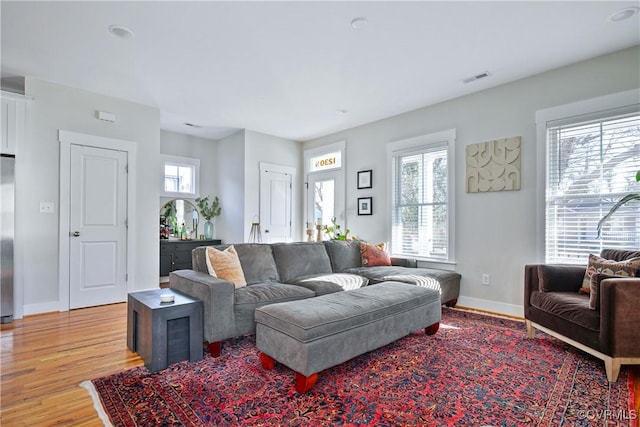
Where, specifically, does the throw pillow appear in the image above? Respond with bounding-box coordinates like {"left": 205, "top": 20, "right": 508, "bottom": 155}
{"left": 205, "top": 245, "right": 247, "bottom": 288}
{"left": 588, "top": 273, "right": 621, "bottom": 311}
{"left": 360, "top": 242, "right": 391, "bottom": 267}
{"left": 580, "top": 254, "right": 640, "bottom": 294}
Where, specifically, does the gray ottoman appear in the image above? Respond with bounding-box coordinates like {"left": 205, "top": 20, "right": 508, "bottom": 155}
{"left": 255, "top": 281, "right": 441, "bottom": 393}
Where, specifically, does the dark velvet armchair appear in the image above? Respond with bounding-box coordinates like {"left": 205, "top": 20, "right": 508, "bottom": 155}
{"left": 524, "top": 249, "right": 640, "bottom": 382}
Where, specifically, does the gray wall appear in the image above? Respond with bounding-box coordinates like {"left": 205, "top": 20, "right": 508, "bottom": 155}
{"left": 217, "top": 130, "right": 246, "bottom": 244}
{"left": 216, "top": 129, "right": 302, "bottom": 243}
{"left": 20, "top": 78, "right": 160, "bottom": 315}
{"left": 302, "top": 46, "right": 640, "bottom": 315}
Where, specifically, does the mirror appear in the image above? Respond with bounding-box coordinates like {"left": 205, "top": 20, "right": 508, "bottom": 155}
{"left": 160, "top": 199, "right": 199, "bottom": 240}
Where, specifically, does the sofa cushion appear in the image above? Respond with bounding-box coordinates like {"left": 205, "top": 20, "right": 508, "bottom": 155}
{"left": 288, "top": 273, "right": 368, "bottom": 294}
{"left": 205, "top": 246, "right": 247, "bottom": 288}
{"left": 234, "top": 282, "right": 315, "bottom": 307}
{"left": 345, "top": 266, "right": 459, "bottom": 285}
{"left": 529, "top": 291, "right": 599, "bottom": 332}
{"left": 323, "top": 240, "right": 362, "bottom": 272}
{"left": 193, "top": 244, "right": 280, "bottom": 284}
{"left": 537, "top": 264, "right": 583, "bottom": 292}
{"left": 581, "top": 254, "right": 640, "bottom": 293}
{"left": 272, "top": 243, "right": 333, "bottom": 283}
{"left": 234, "top": 282, "right": 316, "bottom": 332}
{"left": 234, "top": 244, "right": 280, "bottom": 284}
{"left": 360, "top": 242, "right": 391, "bottom": 267}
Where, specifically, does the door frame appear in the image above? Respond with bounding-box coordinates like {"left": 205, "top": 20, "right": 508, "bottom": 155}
{"left": 58, "top": 130, "right": 137, "bottom": 312}
{"left": 303, "top": 140, "right": 346, "bottom": 230}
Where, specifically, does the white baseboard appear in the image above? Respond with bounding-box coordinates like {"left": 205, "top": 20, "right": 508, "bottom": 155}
{"left": 456, "top": 296, "right": 524, "bottom": 318}
{"left": 23, "top": 301, "right": 61, "bottom": 316}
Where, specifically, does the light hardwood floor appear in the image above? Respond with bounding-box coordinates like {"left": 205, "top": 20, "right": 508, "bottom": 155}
{"left": 0, "top": 303, "right": 143, "bottom": 426}
{"left": 1, "top": 303, "right": 639, "bottom": 426}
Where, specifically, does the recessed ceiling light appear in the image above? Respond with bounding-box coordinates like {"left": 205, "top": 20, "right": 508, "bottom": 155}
{"left": 109, "top": 25, "right": 135, "bottom": 40}
{"left": 608, "top": 7, "right": 639, "bottom": 22}
{"left": 350, "top": 17, "right": 368, "bottom": 30}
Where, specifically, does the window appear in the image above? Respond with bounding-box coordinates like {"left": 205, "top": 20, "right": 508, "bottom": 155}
{"left": 389, "top": 130, "right": 455, "bottom": 262}
{"left": 160, "top": 155, "right": 200, "bottom": 198}
{"left": 544, "top": 107, "right": 640, "bottom": 263}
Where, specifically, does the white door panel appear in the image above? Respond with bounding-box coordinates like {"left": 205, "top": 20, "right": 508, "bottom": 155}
{"left": 70, "top": 145, "right": 127, "bottom": 309}
{"left": 260, "top": 164, "right": 293, "bottom": 242}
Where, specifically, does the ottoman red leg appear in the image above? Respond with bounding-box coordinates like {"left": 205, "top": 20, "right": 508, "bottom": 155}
{"left": 295, "top": 372, "right": 318, "bottom": 393}
{"left": 208, "top": 341, "right": 222, "bottom": 357}
{"left": 425, "top": 322, "right": 440, "bottom": 335}
{"left": 260, "top": 352, "right": 276, "bottom": 370}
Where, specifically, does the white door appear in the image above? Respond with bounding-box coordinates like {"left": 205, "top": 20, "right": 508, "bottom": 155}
{"left": 260, "top": 165, "right": 293, "bottom": 242}
{"left": 307, "top": 170, "right": 345, "bottom": 229}
{"left": 69, "top": 145, "right": 128, "bottom": 309}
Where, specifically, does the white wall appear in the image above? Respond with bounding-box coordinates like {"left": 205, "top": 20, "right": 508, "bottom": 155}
{"left": 244, "top": 130, "right": 302, "bottom": 241}
{"left": 19, "top": 78, "right": 161, "bottom": 315}
{"left": 217, "top": 130, "right": 246, "bottom": 243}
{"left": 160, "top": 130, "right": 219, "bottom": 237}
{"left": 302, "top": 46, "right": 640, "bottom": 316}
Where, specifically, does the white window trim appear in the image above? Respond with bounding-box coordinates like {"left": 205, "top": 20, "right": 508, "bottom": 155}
{"left": 160, "top": 154, "right": 200, "bottom": 198}
{"left": 387, "top": 129, "right": 456, "bottom": 264}
{"left": 535, "top": 88, "right": 640, "bottom": 262}
{"left": 304, "top": 141, "right": 346, "bottom": 176}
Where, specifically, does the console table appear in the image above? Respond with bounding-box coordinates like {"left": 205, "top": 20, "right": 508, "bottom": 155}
{"left": 160, "top": 239, "right": 221, "bottom": 276}
{"left": 127, "top": 288, "right": 203, "bottom": 372}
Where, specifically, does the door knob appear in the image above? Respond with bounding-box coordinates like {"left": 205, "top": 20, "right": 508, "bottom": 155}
{"left": 72, "top": 231, "right": 80, "bottom": 237}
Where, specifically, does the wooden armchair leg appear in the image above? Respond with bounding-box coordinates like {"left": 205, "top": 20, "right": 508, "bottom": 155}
{"left": 525, "top": 320, "right": 536, "bottom": 338}
{"left": 604, "top": 357, "right": 621, "bottom": 382}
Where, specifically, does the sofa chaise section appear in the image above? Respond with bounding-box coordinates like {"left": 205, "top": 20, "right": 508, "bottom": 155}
{"left": 323, "top": 240, "right": 461, "bottom": 306}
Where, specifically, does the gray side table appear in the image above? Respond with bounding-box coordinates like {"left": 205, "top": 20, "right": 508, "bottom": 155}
{"left": 127, "top": 288, "right": 203, "bottom": 372}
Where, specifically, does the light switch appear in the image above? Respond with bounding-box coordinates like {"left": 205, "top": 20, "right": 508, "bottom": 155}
{"left": 40, "top": 202, "right": 55, "bottom": 214}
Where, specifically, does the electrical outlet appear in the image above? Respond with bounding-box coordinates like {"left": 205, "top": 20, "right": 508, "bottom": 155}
{"left": 482, "top": 274, "right": 490, "bottom": 286}
{"left": 39, "top": 202, "right": 55, "bottom": 214}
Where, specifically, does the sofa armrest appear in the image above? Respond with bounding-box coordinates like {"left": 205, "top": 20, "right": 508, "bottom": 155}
{"left": 169, "top": 269, "right": 236, "bottom": 343}
{"left": 391, "top": 257, "right": 417, "bottom": 268}
{"left": 600, "top": 278, "right": 640, "bottom": 357}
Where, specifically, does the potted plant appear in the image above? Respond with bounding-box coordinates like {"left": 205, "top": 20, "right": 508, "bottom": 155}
{"left": 195, "top": 196, "right": 221, "bottom": 239}
{"left": 323, "top": 217, "right": 351, "bottom": 241}
{"left": 597, "top": 170, "right": 640, "bottom": 238}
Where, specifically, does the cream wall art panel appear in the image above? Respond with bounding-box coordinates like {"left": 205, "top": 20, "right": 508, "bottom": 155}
{"left": 466, "top": 136, "right": 521, "bottom": 193}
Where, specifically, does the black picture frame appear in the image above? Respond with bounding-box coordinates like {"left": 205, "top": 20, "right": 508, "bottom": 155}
{"left": 358, "top": 197, "right": 373, "bottom": 215}
{"left": 357, "top": 169, "right": 372, "bottom": 189}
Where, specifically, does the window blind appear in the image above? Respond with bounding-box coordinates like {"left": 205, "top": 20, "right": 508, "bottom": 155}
{"left": 546, "top": 111, "right": 640, "bottom": 263}
{"left": 391, "top": 143, "right": 449, "bottom": 261}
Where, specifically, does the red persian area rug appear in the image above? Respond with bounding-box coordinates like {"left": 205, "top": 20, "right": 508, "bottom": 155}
{"left": 83, "top": 308, "right": 636, "bottom": 426}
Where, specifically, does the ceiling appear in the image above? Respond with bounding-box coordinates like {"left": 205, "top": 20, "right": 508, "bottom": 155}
{"left": 2, "top": 1, "right": 639, "bottom": 141}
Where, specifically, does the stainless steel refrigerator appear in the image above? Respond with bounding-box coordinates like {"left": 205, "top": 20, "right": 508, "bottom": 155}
{"left": 1, "top": 154, "right": 14, "bottom": 323}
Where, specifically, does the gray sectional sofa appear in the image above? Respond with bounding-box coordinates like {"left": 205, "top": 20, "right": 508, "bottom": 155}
{"left": 169, "top": 240, "right": 460, "bottom": 356}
